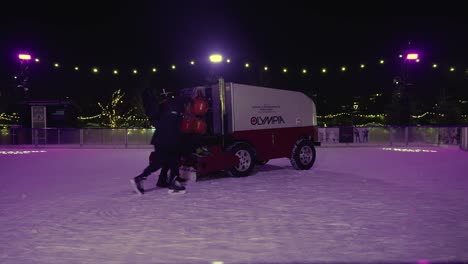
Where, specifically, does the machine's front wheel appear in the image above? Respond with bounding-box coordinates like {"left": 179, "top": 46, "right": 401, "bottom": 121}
{"left": 227, "top": 142, "right": 255, "bottom": 177}
{"left": 290, "top": 138, "right": 316, "bottom": 170}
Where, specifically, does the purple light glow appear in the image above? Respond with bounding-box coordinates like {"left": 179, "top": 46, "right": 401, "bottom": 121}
{"left": 18, "top": 54, "right": 31, "bottom": 60}
{"left": 406, "top": 53, "right": 419, "bottom": 60}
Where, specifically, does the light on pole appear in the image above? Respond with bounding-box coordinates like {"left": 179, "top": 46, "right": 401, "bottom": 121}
{"left": 209, "top": 54, "right": 223, "bottom": 63}
{"left": 17, "top": 53, "right": 32, "bottom": 100}
{"left": 18, "top": 54, "right": 31, "bottom": 60}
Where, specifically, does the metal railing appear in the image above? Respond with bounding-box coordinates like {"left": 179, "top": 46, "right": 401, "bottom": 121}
{"left": 0, "top": 126, "right": 466, "bottom": 149}
{"left": 1, "top": 128, "right": 154, "bottom": 147}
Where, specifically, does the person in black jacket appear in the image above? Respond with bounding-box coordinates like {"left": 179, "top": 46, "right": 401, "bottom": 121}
{"left": 131, "top": 94, "right": 193, "bottom": 194}
{"left": 141, "top": 86, "right": 172, "bottom": 188}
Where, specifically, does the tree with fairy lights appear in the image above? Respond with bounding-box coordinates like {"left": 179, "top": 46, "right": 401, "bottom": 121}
{"left": 97, "top": 89, "right": 144, "bottom": 128}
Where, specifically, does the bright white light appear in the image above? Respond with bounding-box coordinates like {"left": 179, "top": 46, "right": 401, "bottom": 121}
{"left": 18, "top": 54, "right": 31, "bottom": 60}
{"left": 209, "top": 54, "right": 223, "bottom": 63}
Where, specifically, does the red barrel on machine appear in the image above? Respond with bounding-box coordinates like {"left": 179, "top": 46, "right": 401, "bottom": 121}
{"left": 181, "top": 116, "right": 207, "bottom": 134}
{"left": 191, "top": 90, "right": 208, "bottom": 116}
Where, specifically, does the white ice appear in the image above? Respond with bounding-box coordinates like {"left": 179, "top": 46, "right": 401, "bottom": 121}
{"left": 1, "top": 146, "right": 468, "bottom": 264}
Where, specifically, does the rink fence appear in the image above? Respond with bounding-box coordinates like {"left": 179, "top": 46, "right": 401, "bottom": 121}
{"left": 0, "top": 126, "right": 466, "bottom": 149}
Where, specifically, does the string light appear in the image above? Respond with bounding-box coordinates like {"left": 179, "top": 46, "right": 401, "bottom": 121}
{"left": 316, "top": 111, "right": 448, "bottom": 120}
{"left": 0, "top": 113, "right": 20, "bottom": 121}
{"left": 13, "top": 55, "right": 468, "bottom": 80}
{"left": 77, "top": 114, "right": 102, "bottom": 120}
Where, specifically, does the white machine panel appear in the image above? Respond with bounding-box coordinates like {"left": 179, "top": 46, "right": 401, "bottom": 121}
{"left": 228, "top": 83, "right": 317, "bottom": 132}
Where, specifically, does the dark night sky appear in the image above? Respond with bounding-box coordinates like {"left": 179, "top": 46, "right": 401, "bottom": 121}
{"left": 2, "top": 2, "right": 468, "bottom": 62}
{"left": 1, "top": 1, "right": 468, "bottom": 114}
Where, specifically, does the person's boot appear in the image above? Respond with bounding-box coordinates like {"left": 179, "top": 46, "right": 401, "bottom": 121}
{"left": 130, "top": 176, "right": 145, "bottom": 195}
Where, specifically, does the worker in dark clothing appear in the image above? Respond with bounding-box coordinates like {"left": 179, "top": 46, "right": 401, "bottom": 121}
{"left": 131, "top": 95, "right": 193, "bottom": 194}
{"left": 141, "top": 86, "right": 173, "bottom": 188}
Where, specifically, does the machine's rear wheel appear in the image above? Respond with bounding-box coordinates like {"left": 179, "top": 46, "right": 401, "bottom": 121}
{"left": 227, "top": 142, "right": 255, "bottom": 177}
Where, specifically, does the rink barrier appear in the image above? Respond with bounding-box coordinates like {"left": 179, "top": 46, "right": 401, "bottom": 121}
{"left": 0, "top": 126, "right": 466, "bottom": 148}
{"left": 461, "top": 127, "right": 468, "bottom": 151}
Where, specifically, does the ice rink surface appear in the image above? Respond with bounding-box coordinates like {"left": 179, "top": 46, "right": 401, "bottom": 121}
{"left": 1, "top": 146, "right": 467, "bottom": 264}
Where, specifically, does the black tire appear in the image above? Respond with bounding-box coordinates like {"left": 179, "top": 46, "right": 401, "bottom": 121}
{"left": 290, "top": 138, "right": 316, "bottom": 170}
{"left": 256, "top": 159, "right": 269, "bottom": 165}
{"left": 227, "top": 142, "right": 255, "bottom": 177}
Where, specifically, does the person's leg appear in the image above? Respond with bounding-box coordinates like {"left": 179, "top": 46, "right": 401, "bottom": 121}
{"left": 132, "top": 149, "right": 164, "bottom": 194}
{"left": 156, "top": 166, "right": 170, "bottom": 187}
{"left": 167, "top": 152, "right": 185, "bottom": 191}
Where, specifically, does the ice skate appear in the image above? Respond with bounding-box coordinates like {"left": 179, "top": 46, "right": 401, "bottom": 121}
{"left": 167, "top": 176, "right": 187, "bottom": 194}
{"left": 130, "top": 176, "right": 145, "bottom": 195}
